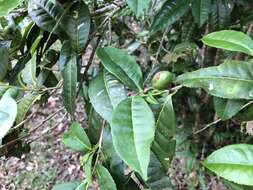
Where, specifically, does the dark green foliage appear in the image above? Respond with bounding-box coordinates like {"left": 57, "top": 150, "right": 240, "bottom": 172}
{"left": 1, "top": 0, "right": 253, "bottom": 189}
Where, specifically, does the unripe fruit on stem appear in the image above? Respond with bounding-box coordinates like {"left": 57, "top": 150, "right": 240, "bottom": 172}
{"left": 152, "top": 71, "right": 174, "bottom": 90}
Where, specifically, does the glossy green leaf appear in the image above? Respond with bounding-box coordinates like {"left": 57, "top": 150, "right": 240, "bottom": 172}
{"left": 152, "top": 95, "right": 176, "bottom": 170}
{"left": 102, "top": 126, "right": 129, "bottom": 187}
{"left": 126, "top": 0, "right": 151, "bottom": 17}
{"left": 59, "top": 41, "right": 72, "bottom": 71}
{"left": 0, "top": 91, "right": 17, "bottom": 140}
{"left": 75, "top": 181, "right": 88, "bottom": 190}
{"left": 0, "top": 86, "right": 9, "bottom": 98}
{"left": 150, "top": 0, "right": 191, "bottom": 32}
{"left": 0, "top": 42, "right": 9, "bottom": 81}
{"left": 16, "top": 93, "right": 41, "bottom": 124}
{"left": 202, "top": 30, "right": 253, "bottom": 56}
{"left": 86, "top": 106, "right": 103, "bottom": 144}
{"left": 62, "top": 55, "right": 77, "bottom": 115}
{"left": 176, "top": 60, "right": 253, "bottom": 99}
{"left": 81, "top": 152, "right": 93, "bottom": 185}
{"left": 52, "top": 181, "right": 81, "bottom": 190}
{"left": 21, "top": 54, "right": 37, "bottom": 87}
{"left": 213, "top": 97, "right": 246, "bottom": 121}
{"left": 96, "top": 164, "right": 117, "bottom": 190}
{"left": 0, "top": 0, "right": 21, "bottom": 17}
{"left": 209, "top": 0, "right": 232, "bottom": 30}
{"left": 111, "top": 96, "right": 155, "bottom": 180}
{"left": 88, "top": 70, "right": 127, "bottom": 122}
{"left": 192, "top": 0, "right": 211, "bottom": 27}
{"left": 96, "top": 47, "right": 143, "bottom": 91}
{"left": 28, "top": 0, "right": 65, "bottom": 35}
{"left": 63, "top": 122, "right": 91, "bottom": 153}
{"left": 147, "top": 152, "right": 174, "bottom": 190}
{"left": 203, "top": 144, "right": 253, "bottom": 186}
{"left": 62, "top": 1, "right": 90, "bottom": 53}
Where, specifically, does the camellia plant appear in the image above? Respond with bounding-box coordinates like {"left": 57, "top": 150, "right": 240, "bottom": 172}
{"left": 1, "top": 0, "right": 253, "bottom": 189}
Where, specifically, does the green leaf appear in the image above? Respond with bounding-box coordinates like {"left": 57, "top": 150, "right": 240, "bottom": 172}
{"left": 0, "top": 0, "right": 20, "bottom": 17}
{"left": 21, "top": 54, "right": 37, "bottom": 87}
{"left": 192, "top": 0, "right": 211, "bottom": 27}
{"left": 28, "top": 0, "right": 65, "bottom": 35}
{"left": 16, "top": 93, "right": 41, "bottom": 124}
{"left": 102, "top": 126, "right": 129, "bottom": 187}
{"left": 96, "top": 164, "right": 117, "bottom": 190}
{"left": 0, "top": 42, "right": 9, "bottom": 81}
{"left": 75, "top": 181, "right": 88, "bottom": 190}
{"left": 81, "top": 152, "right": 93, "bottom": 185}
{"left": 62, "top": 54, "right": 77, "bottom": 115}
{"left": 202, "top": 30, "right": 253, "bottom": 56}
{"left": 0, "top": 91, "right": 17, "bottom": 140}
{"left": 150, "top": 0, "right": 191, "bottom": 32}
{"left": 111, "top": 96, "right": 155, "bottom": 180}
{"left": 96, "top": 47, "right": 143, "bottom": 91}
{"left": 52, "top": 181, "right": 81, "bottom": 190}
{"left": 209, "top": 0, "right": 232, "bottom": 30}
{"left": 147, "top": 152, "right": 174, "bottom": 190}
{"left": 88, "top": 70, "right": 127, "bottom": 122}
{"left": 63, "top": 122, "right": 91, "bottom": 153}
{"left": 126, "top": 0, "right": 151, "bottom": 17}
{"left": 203, "top": 144, "right": 253, "bottom": 186}
{"left": 59, "top": 41, "right": 72, "bottom": 71}
{"left": 236, "top": 104, "right": 253, "bottom": 122}
{"left": 176, "top": 60, "right": 253, "bottom": 99}
{"left": 62, "top": 1, "right": 90, "bottom": 53}
{"left": 86, "top": 106, "right": 103, "bottom": 144}
{"left": 0, "top": 85, "right": 9, "bottom": 98}
{"left": 213, "top": 97, "right": 246, "bottom": 121}
{"left": 152, "top": 95, "right": 176, "bottom": 170}
{"left": 63, "top": 122, "right": 91, "bottom": 152}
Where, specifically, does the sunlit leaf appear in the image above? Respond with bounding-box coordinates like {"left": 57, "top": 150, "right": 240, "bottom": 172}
{"left": 96, "top": 164, "right": 117, "bottom": 190}
{"left": 0, "top": 0, "right": 21, "bottom": 17}
{"left": 111, "top": 96, "right": 155, "bottom": 180}
{"left": 176, "top": 60, "right": 253, "bottom": 99}
{"left": 63, "top": 122, "right": 91, "bottom": 153}
{"left": 88, "top": 70, "right": 127, "bottom": 122}
{"left": 203, "top": 144, "right": 253, "bottom": 186}
{"left": 0, "top": 90, "right": 17, "bottom": 140}
{"left": 202, "top": 30, "right": 253, "bottom": 56}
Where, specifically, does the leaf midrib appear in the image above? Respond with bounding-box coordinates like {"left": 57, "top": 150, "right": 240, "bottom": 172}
{"left": 101, "top": 49, "right": 140, "bottom": 90}
{"left": 131, "top": 97, "right": 144, "bottom": 177}
{"left": 177, "top": 76, "right": 253, "bottom": 83}
{"left": 206, "top": 162, "right": 253, "bottom": 168}
{"left": 203, "top": 38, "right": 253, "bottom": 55}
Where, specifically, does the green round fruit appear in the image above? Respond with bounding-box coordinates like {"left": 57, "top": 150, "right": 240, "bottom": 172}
{"left": 152, "top": 71, "right": 174, "bottom": 90}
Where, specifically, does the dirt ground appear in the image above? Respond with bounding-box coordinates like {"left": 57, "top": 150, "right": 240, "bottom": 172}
{"left": 0, "top": 93, "right": 85, "bottom": 190}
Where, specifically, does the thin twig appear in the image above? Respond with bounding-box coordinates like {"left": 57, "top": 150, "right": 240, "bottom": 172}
{"left": 155, "top": 27, "right": 170, "bottom": 64}
{"left": 193, "top": 119, "right": 222, "bottom": 135}
{"left": 90, "top": 1, "right": 125, "bottom": 18}
{"left": 77, "top": 35, "right": 102, "bottom": 96}
{"left": 0, "top": 107, "right": 65, "bottom": 151}
{"left": 9, "top": 111, "right": 37, "bottom": 132}
{"left": 27, "top": 112, "right": 68, "bottom": 144}
{"left": 92, "top": 120, "right": 106, "bottom": 175}
{"left": 28, "top": 107, "right": 65, "bottom": 134}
